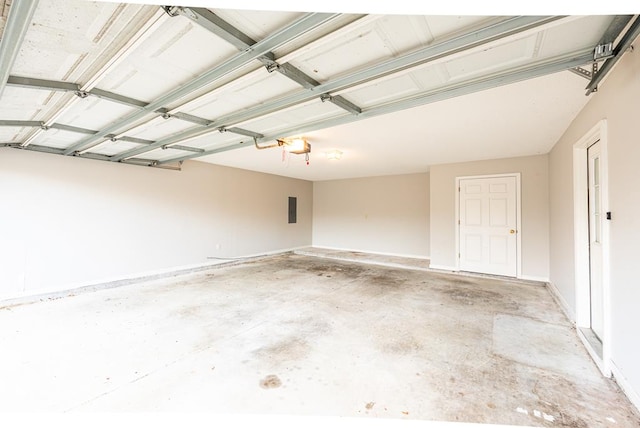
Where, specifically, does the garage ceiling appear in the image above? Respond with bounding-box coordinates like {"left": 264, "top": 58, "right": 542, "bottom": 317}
{"left": 0, "top": 1, "right": 638, "bottom": 180}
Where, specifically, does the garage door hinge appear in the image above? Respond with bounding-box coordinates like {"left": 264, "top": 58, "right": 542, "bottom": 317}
{"left": 458, "top": 253, "right": 460, "bottom": 258}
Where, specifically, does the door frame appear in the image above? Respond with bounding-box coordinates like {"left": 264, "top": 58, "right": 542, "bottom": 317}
{"left": 455, "top": 173, "right": 522, "bottom": 278}
{"left": 573, "top": 119, "right": 611, "bottom": 377}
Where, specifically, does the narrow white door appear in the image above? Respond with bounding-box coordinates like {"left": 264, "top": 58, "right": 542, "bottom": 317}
{"left": 588, "top": 141, "right": 604, "bottom": 340}
{"left": 459, "top": 176, "right": 517, "bottom": 277}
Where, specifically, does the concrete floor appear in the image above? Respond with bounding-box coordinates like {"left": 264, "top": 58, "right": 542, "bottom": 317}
{"left": 1, "top": 252, "right": 639, "bottom": 427}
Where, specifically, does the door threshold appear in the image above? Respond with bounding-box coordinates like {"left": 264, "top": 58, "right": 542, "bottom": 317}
{"left": 578, "top": 327, "right": 609, "bottom": 377}
{"left": 456, "top": 270, "right": 544, "bottom": 286}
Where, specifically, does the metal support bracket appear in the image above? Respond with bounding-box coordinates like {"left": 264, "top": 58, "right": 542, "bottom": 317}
{"left": 266, "top": 62, "right": 280, "bottom": 73}
{"left": 594, "top": 42, "right": 614, "bottom": 61}
{"left": 570, "top": 66, "right": 593, "bottom": 80}
{"left": 585, "top": 15, "right": 640, "bottom": 95}
{"left": 161, "top": 6, "right": 182, "bottom": 18}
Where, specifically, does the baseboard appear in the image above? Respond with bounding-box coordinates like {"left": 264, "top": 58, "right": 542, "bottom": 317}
{"left": 611, "top": 361, "right": 640, "bottom": 413}
{"left": 519, "top": 274, "right": 549, "bottom": 283}
{"left": 427, "top": 264, "right": 457, "bottom": 272}
{"left": 0, "top": 246, "right": 304, "bottom": 307}
{"left": 310, "top": 245, "right": 429, "bottom": 261}
{"left": 546, "top": 281, "right": 576, "bottom": 322}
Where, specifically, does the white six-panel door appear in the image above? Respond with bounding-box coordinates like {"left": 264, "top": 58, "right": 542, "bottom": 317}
{"left": 459, "top": 176, "right": 518, "bottom": 277}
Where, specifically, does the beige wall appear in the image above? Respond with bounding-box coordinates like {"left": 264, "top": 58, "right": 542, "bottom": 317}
{"left": 549, "top": 36, "right": 640, "bottom": 404}
{"left": 430, "top": 155, "right": 549, "bottom": 280}
{"left": 313, "top": 173, "right": 429, "bottom": 258}
{"left": 0, "top": 149, "right": 312, "bottom": 298}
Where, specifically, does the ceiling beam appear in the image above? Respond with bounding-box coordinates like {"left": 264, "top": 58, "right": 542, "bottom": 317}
{"left": 0, "top": 0, "right": 39, "bottom": 99}
{"left": 158, "top": 49, "right": 594, "bottom": 165}
{"left": 164, "top": 7, "right": 259, "bottom": 51}
{"left": 125, "top": 15, "right": 568, "bottom": 158}
{"left": 60, "top": 11, "right": 341, "bottom": 156}
{"left": 0, "top": 120, "right": 43, "bottom": 128}
{"left": 169, "top": 7, "right": 363, "bottom": 115}
{"left": 5, "top": 76, "right": 219, "bottom": 126}
{"left": 164, "top": 144, "right": 204, "bottom": 153}
{"left": 0, "top": 120, "right": 100, "bottom": 135}
{"left": 6, "top": 76, "right": 79, "bottom": 92}
{"left": 586, "top": 15, "right": 640, "bottom": 94}
{"left": 4, "top": 142, "right": 182, "bottom": 170}
{"left": 0, "top": 120, "right": 209, "bottom": 152}
{"left": 110, "top": 125, "right": 262, "bottom": 162}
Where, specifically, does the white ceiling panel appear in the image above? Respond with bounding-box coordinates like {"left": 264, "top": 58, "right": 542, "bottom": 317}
{"left": 237, "top": 99, "right": 347, "bottom": 135}
{"left": 213, "top": 9, "right": 306, "bottom": 41}
{"left": 367, "top": 15, "right": 435, "bottom": 56}
{"left": 0, "top": 87, "right": 57, "bottom": 120}
{"left": 180, "top": 129, "right": 245, "bottom": 150}
{"left": 55, "top": 98, "right": 139, "bottom": 131}
{"left": 444, "top": 35, "right": 540, "bottom": 80}
{"left": 342, "top": 74, "right": 426, "bottom": 108}
{"left": 12, "top": 1, "right": 157, "bottom": 84}
{"left": 0, "top": 127, "right": 26, "bottom": 143}
{"left": 94, "top": 17, "right": 240, "bottom": 102}
{"left": 537, "top": 15, "right": 617, "bottom": 59}
{"left": 137, "top": 147, "right": 189, "bottom": 161}
{"left": 289, "top": 21, "right": 398, "bottom": 82}
{"left": 270, "top": 14, "right": 369, "bottom": 61}
{"left": 182, "top": 71, "right": 302, "bottom": 120}
{"left": 123, "top": 116, "right": 195, "bottom": 142}
{"left": 33, "top": 128, "right": 89, "bottom": 149}
{"left": 424, "top": 15, "right": 498, "bottom": 41}
{"left": 89, "top": 140, "right": 145, "bottom": 156}
{"left": 408, "top": 66, "right": 452, "bottom": 93}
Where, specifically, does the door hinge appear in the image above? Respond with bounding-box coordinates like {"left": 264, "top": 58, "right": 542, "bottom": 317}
{"left": 458, "top": 219, "right": 460, "bottom": 225}
{"left": 458, "top": 253, "right": 460, "bottom": 258}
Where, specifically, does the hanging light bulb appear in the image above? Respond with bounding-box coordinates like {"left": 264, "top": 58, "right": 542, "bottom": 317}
{"left": 282, "top": 137, "right": 311, "bottom": 154}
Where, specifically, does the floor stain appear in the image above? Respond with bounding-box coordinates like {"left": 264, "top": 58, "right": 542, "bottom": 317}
{"left": 382, "top": 336, "right": 423, "bottom": 354}
{"left": 365, "top": 402, "right": 375, "bottom": 410}
{"left": 440, "top": 287, "right": 519, "bottom": 311}
{"left": 259, "top": 374, "right": 282, "bottom": 389}
{"left": 443, "top": 287, "right": 502, "bottom": 303}
{"left": 305, "top": 262, "right": 366, "bottom": 278}
{"left": 253, "top": 337, "right": 310, "bottom": 362}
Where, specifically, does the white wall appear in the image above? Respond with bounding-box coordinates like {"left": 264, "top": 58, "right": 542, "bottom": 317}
{"left": 312, "top": 173, "right": 429, "bottom": 258}
{"left": 549, "top": 36, "right": 640, "bottom": 406}
{"left": 429, "top": 155, "right": 549, "bottom": 280}
{"left": 0, "top": 149, "right": 312, "bottom": 299}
